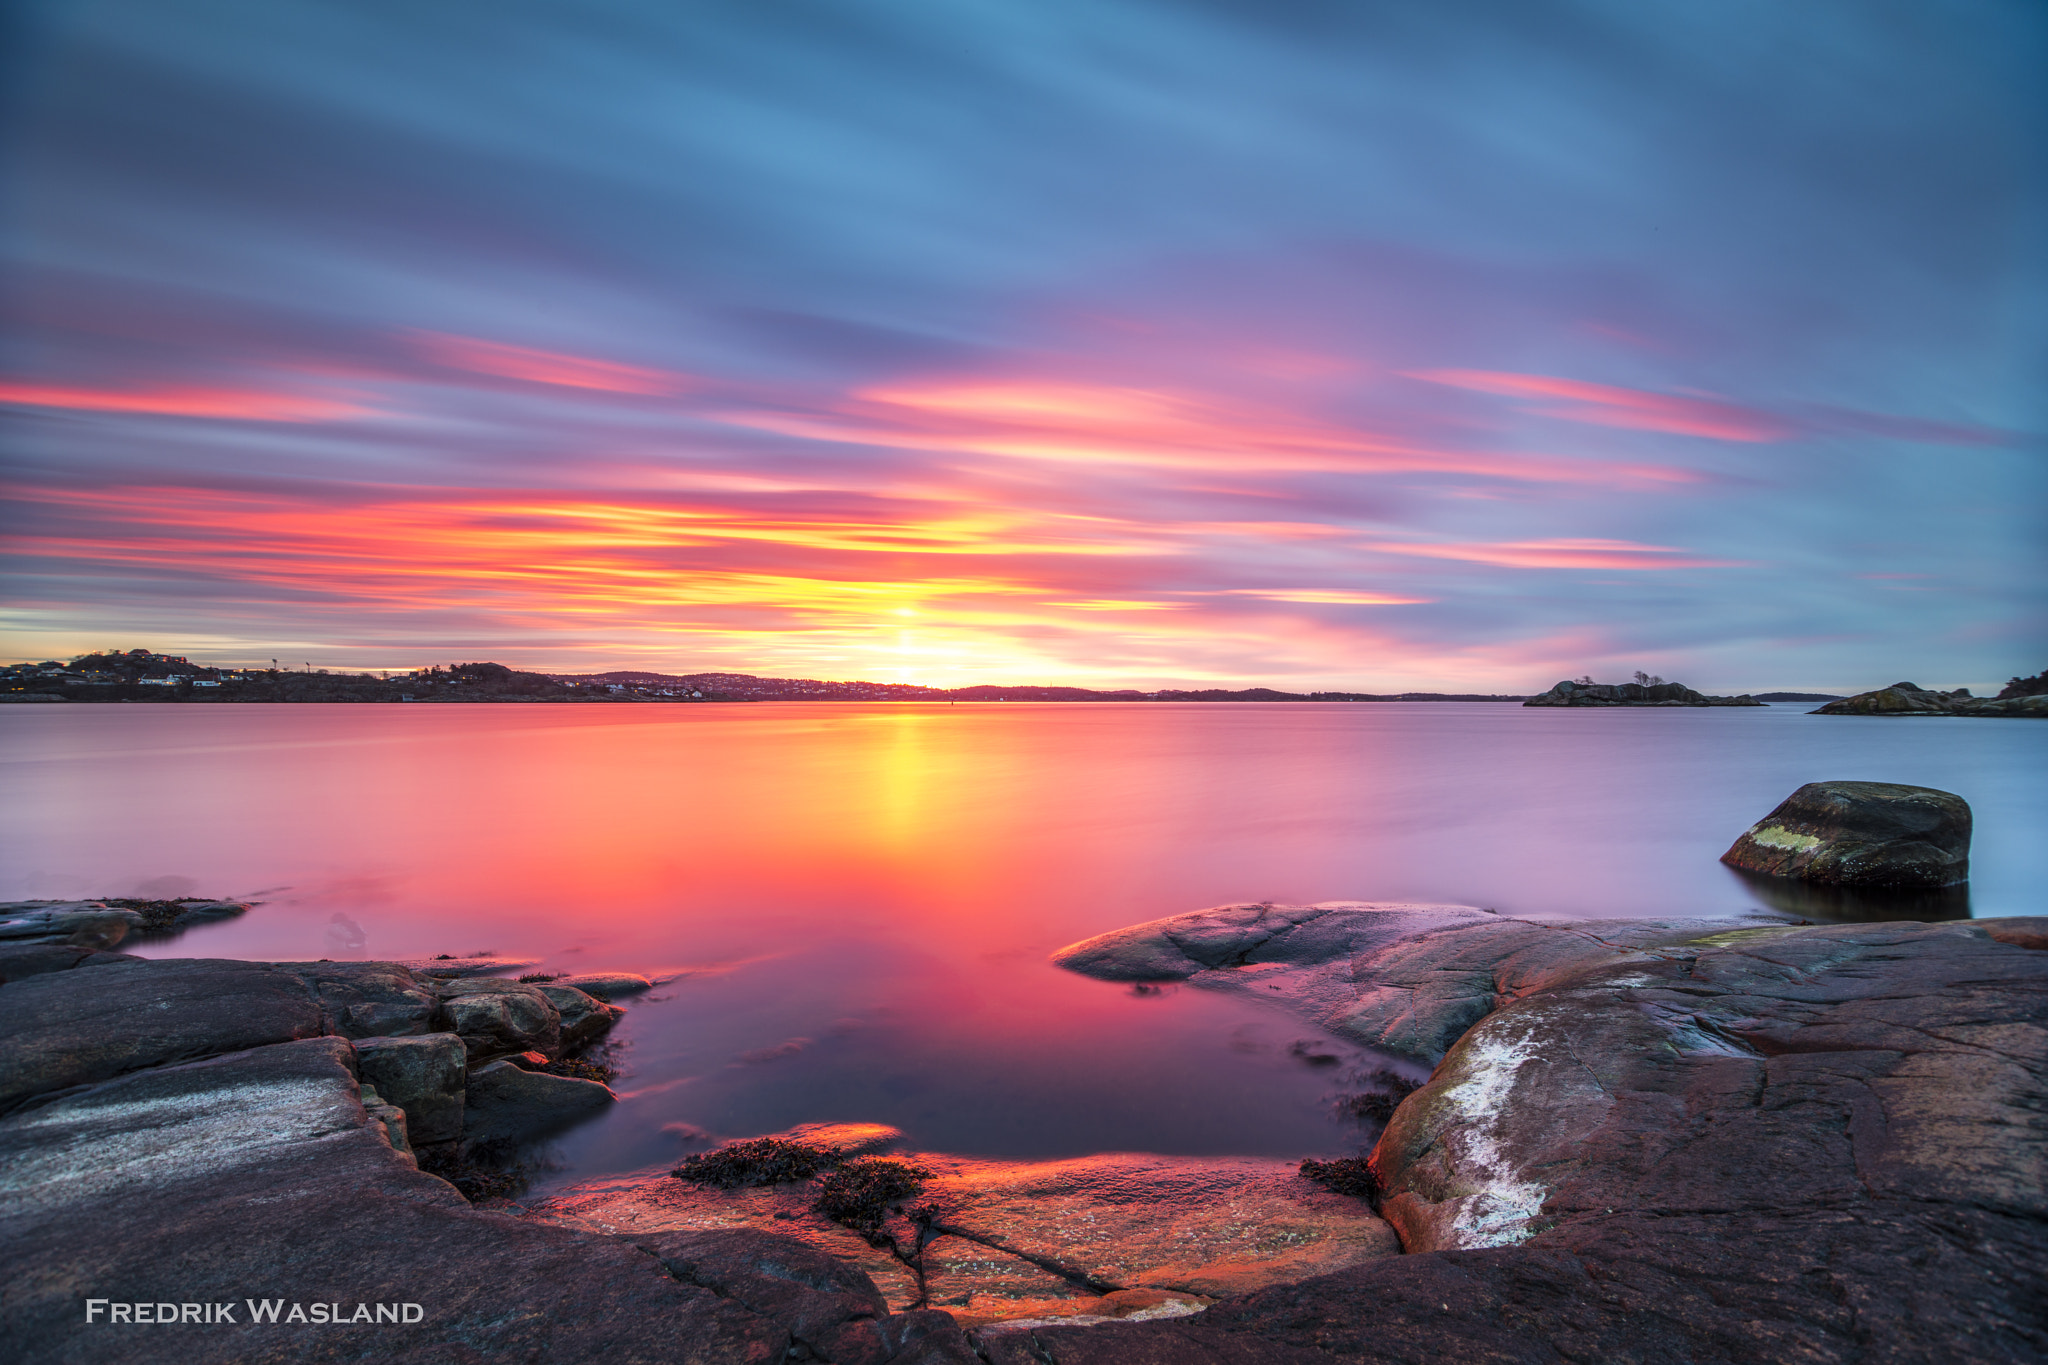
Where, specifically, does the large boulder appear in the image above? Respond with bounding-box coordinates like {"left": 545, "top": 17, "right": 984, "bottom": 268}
{"left": 353, "top": 1033, "right": 467, "bottom": 1145}
{"left": 537, "top": 983, "right": 624, "bottom": 1050}
{"left": 1720, "top": 780, "right": 1970, "bottom": 888}
{"left": 549, "top": 971, "right": 656, "bottom": 999}
{"left": 1053, "top": 901, "right": 1494, "bottom": 982}
{"left": 435, "top": 977, "right": 562, "bottom": 1059}
{"left": 463, "top": 1058, "right": 613, "bottom": 1146}
{"left": 287, "top": 961, "right": 441, "bottom": 1037}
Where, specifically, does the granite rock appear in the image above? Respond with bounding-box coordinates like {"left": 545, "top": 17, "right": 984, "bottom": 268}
{"left": 1032, "top": 913, "right": 2048, "bottom": 1363}
{"left": 1720, "top": 779, "right": 1971, "bottom": 888}
{"left": 435, "top": 976, "right": 562, "bottom": 1059}
{"left": 550, "top": 970, "right": 657, "bottom": 999}
{"left": 463, "top": 1057, "right": 614, "bottom": 1146}
{"left": 353, "top": 1032, "right": 467, "bottom": 1144}
{"left": 538, "top": 982, "right": 624, "bottom": 1049}
{"left": 1815, "top": 682, "right": 2048, "bottom": 718}
{"left": 0, "top": 958, "right": 325, "bottom": 1116}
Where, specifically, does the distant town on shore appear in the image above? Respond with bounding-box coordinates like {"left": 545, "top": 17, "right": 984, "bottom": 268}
{"left": 0, "top": 647, "right": 1881, "bottom": 706}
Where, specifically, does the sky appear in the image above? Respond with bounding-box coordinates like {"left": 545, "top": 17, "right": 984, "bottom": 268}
{"left": 3, "top": 0, "right": 2043, "bottom": 691}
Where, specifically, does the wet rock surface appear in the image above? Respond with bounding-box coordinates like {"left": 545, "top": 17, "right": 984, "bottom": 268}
{"left": 8, "top": 911, "right": 2044, "bottom": 1361}
{"left": 1815, "top": 681, "right": 2048, "bottom": 717}
{"left": 0, "top": 947, "right": 989, "bottom": 1364}
{"left": 463, "top": 1057, "right": 615, "bottom": 1146}
{"left": 532, "top": 1144, "right": 1398, "bottom": 1326}
{"left": 436, "top": 975, "right": 564, "bottom": 1059}
{"left": 354, "top": 1032, "right": 467, "bottom": 1144}
{"left": 1721, "top": 779, "right": 1972, "bottom": 889}
{"left": 1035, "top": 907, "right": 2048, "bottom": 1362}
{"left": 548, "top": 970, "right": 661, "bottom": 998}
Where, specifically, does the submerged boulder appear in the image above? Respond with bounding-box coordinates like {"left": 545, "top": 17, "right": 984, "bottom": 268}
{"left": 1721, "top": 780, "right": 1970, "bottom": 888}
{"left": 550, "top": 971, "right": 656, "bottom": 999}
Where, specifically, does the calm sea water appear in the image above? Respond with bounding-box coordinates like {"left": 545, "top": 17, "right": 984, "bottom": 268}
{"left": 5, "top": 702, "right": 2041, "bottom": 1186}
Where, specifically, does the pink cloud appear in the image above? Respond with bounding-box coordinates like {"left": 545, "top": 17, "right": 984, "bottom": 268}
{"left": 406, "top": 331, "right": 693, "bottom": 396}
{"left": 0, "top": 381, "right": 371, "bottom": 422}
{"left": 1406, "top": 370, "right": 1791, "bottom": 442}
{"left": 1364, "top": 537, "right": 1744, "bottom": 569}
{"left": 714, "top": 378, "right": 1699, "bottom": 487}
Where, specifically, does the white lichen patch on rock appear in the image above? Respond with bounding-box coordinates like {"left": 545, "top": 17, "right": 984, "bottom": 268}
{"left": 1425, "top": 1023, "right": 1552, "bottom": 1249}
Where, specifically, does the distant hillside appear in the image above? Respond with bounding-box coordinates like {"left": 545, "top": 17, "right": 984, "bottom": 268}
{"left": 554, "top": 670, "right": 1528, "bottom": 703}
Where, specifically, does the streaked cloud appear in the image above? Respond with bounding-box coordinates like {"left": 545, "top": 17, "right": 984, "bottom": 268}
{"left": 405, "top": 331, "right": 695, "bottom": 396}
{"left": 0, "top": 0, "right": 2039, "bottom": 690}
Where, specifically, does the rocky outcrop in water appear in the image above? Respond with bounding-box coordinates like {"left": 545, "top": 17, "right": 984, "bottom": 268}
{"left": 1813, "top": 681, "right": 2048, "bottom": 717}
{"left": 0, "top": 898, "right": 249, "bottom": 949}
{"left": 1720, "top": 780, "right": 1971, "bottom": 888}
{"left": 1523, "top": 679, "right": 1761, "bottom": 707}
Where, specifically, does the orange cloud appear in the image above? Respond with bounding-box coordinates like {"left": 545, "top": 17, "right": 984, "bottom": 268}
{"left": 715, "top": 378, "right": 1699, "bottom": 486}
{"left": 1202, "top": 588, "right": 1433, "bottom": 605}
{"left": 406, "top": 331, "right": 692, "bottom": 395}
{"left": 1364, "top": 537, "right": 1743, "bottom": 569}
{"left": 0, "top": 381, "right": 370, "bottom": 421}
{"left": 1406, "top": 370, "right": 1790, "bottom": 442}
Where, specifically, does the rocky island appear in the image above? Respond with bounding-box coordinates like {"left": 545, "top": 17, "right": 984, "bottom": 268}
{"left": 1813, "top": 672, "right": 2048, "bottom": 718}
{"left": 1523, "top": 677, "right": 1762, "bottom": 707}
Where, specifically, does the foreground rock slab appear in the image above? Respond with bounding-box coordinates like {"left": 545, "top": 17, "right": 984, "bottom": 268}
{"left": 531, "top": 1145, "right": 1396, "bottom": 1326}
{"left": 1034, "top": 905, "right": 2048, "bottom": 1362}
{"left": 1721, "top": 779, "right": 1971, "bottom": 888}
{"left": 0, "top": 950, "right": 985, "bottom": 1364}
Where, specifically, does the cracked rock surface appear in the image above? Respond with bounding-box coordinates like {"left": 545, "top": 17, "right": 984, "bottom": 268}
{"left": 0, "top": 945, "right": 982, "bottom": 1363}
{"left": 532, "top": 1146, "right": 1397, "bottom": 1325}
{"left": 1031, "top": 905, "right": 2048, "bottom": 1362}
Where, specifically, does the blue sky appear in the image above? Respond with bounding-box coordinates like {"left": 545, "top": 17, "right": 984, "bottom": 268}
{"left": 3, "top": 0, "right": 2043, "bottom": 690}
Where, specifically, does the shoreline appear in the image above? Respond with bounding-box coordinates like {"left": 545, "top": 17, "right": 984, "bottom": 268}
{"left": 5, "top": 903, "right": 2042, "bottom": 1361}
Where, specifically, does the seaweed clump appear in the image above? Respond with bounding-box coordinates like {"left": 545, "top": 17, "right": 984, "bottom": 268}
{"left": 1299, "top": 1156, "right": 1381, "bottom": 1202}
{"left": 1339, "top": 1070, "right": 1421, "bottom": 1123}
{"left": 417, "top": 1147, "right": 529, "bottom": 1203}
{"left": 813, "top": 1158, "right": 933, "bottom": 1243}
{"left": 518, "top": 972, "right": 562, "bottom": 984}
{"left": 541, "top": 1056, "right": 616, "bottom": 1084}
{"left": 673, "top": 1137, "right": 833, "bottom": 1189}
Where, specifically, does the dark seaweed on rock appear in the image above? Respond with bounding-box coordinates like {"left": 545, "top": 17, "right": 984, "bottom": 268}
{"left": 417, "top": 1146, "right": 528, "bottom": 1203}
{"left": 813, "top": 1157, "right": 932, "bottom": 1243}
{"left": 672, "top": 1136, "right": 834, "bottom": 1188}
{"left": 1340, "top": 1068, "right": 1421, "bottom": 1122}
{"left": 541, "top": 1056, "right": 615, "bottom": 1084}
{"left": 1300, "top": 1156, "right": 1381, "bottom": 1202}
{"left": 517, "top": 971, "right": 562, "bottom": 983}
